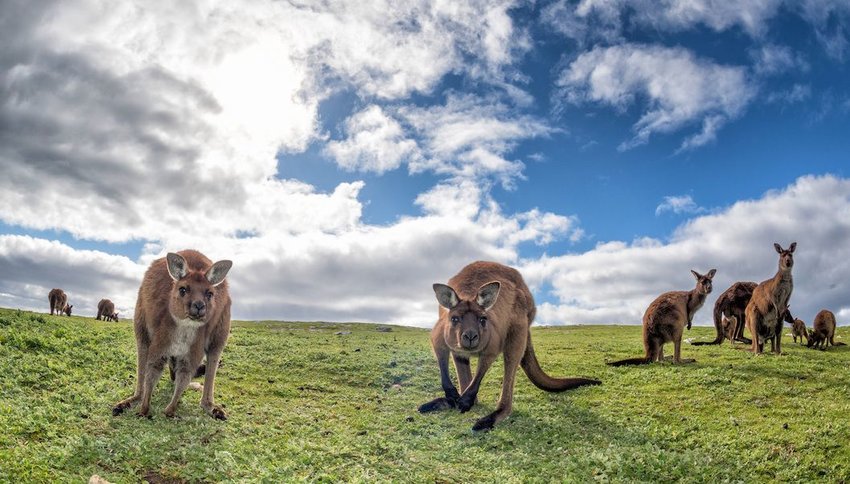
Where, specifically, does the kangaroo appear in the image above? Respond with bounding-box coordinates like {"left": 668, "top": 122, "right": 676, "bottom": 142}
{"left": 787, "top": 309, "right": 808, "bottom": 345}
{"left": 112, "top": 250, "right": 233, "bottom": 420}
{"left": 418, "top": 261, "right": 601, "bottom": 432}
{"left": 608, "top": 269, "right": 715, "bottom": 366}
{"left": 745, "top": 243, "right": 795, "bottom": 355}
{"left": 97, "top": 299, "right": 115, "bottom": 321}
{"left": 109, "top": 312, "right": 120, "bottom": 322}
{"left": 48, "top": 288, "right": 67, "bottom": 316}
{"left": 721, "top": 315, "right": 738, "bottom": 344}
{"left": 691, "top": 281, "right": 756, "bottom": 345}
{"left": 807, "top": 309, "right": 846, "bottom": 350}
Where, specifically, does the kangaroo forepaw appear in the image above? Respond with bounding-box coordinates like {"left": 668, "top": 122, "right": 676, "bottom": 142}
{"left": 457, "top": 395, "right": 475, "bottom": 413}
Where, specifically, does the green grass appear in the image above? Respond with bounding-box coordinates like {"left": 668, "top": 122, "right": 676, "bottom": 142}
{"left": 1, "top": 307, "right": 850, "bottom": 482}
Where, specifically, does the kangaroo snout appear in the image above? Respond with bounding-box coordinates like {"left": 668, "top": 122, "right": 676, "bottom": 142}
{"left": 190, "top": 300, "right": 206, "bottom": 318}
{"left": 461, "top": 330, "right": 479, "bottom": 349}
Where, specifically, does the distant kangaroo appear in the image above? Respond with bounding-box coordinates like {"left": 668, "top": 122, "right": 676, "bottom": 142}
{"left": 418, "top": 261, "right": 601, "bottom": 431}
{"left": 608, "top": 269, "right": 715, "bottom": 366}
{"left": 48, "top": 288, "right": 71, "bottom": 316}
{"left": 691, "top": 281, "right": 756, "bottom": 346}
{"left": 112, "top": 250, "right": 232, "bottom": 420}
{"left": 807, "top": 309, "right": 846, "bottom": 350}
{"left": 745, "top": 243, "right": 795, "bottom": 355}
{"left": 97, "top": 299, "right": 115, "bottom": 321}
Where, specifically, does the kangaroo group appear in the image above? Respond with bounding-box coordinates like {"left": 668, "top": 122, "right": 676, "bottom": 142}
{"left": 40, "top": 241, "right": 843, "bottom": 432}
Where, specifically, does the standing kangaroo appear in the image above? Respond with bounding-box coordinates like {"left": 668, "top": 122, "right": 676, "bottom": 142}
{"left": 112, "top": 250, "right": 233, "bottom": 420}
{"left": 691, "top": 281, "right": 756, "bottom": 346}
{"left": 418, "top": 261, "right": 601, "bottom": 432}
{"left": 807, "top": 309, "right": 845, "bottom": 350}
{"left": 608, "top": 269, "right": 715, "bottom": 366}
{"left": 745, "top": 243, "right": 795, "bottom": 355}
{"left": 97, "top": 299, "right": 115, "bottom": 321}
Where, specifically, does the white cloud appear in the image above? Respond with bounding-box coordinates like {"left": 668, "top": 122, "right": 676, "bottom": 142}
{"left": 766, "top": 84, "right": 812, "bottom": 105}
{"left": 751, "top": 44, "right": 810, "bottom": 76}
{"left": 522, "top": 174, "right": 850, "bottom": 327}
{"left": 324, "top": 105, "right": 419, "bottom": 174}
{"left": 655, "top": 195, "right": 706, "bottom": 216}
{"left": 557, "top": 44, "right": 755, "bottom": 151}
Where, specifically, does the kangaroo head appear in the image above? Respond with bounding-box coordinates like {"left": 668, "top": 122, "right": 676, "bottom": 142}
{"left": 433, "top": 281, "right": 500, "bottom": 352}
{"left": 774, "top": 242, "right": 796, "bottom": 271}
{"left": 167, "top": 252, "right": 232, "bottom": 323}
{"left": 780, "top": 307, "right": 795, "bottom": 325}
{"left": 63, "top": 304, "right": 73, "bottom": 316}
{"left": 690, "top": 269, "right": 716, "bottom": 295}
{"left": 806, "top": 329, "right": 818, "bottom": 347}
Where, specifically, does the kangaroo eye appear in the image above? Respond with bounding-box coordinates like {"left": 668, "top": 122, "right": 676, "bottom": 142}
{"left": 205, "top": 291, "right": 213, "bottom": 301}
{"left": 478, "top": 316, "right": 487, "bottom": 325}
{"left": 450, "top": 316, "right": 459, "bottom": 324}
{"left": 179, "top": 287, "right": 187, "bottom": 297}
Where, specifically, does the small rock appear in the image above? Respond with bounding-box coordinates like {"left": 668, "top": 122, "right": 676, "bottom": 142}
{"left": 335, "top": 331, "right": 352, "bottom": 335}
{"left": 376, "top": 326, "right": 393, "bottom": 332}
{"left": 268, "top": 378, "right": 276, "bottom": 384}
{"left": 188, "top": 382, "right": 203, "bottom": 391}
{"left": 356, "top": 430, "right": 367, "bottom": 436}
{"left": 391, "top": 383, "right": 402, "bottom": 391}
{"left": 388, "top": 360, "right": 397, "bottom": 368}
{"left": 89, "top": 475, "right": 113, "bottom": 484}
{"left": 354, "top": 348, "right": 361, "bottom": 352}
{"left": 783, "top": 423, "right": 789, "bottom": 430}
{"left": 405, "top": 415, "right": 414, "bottom": 422}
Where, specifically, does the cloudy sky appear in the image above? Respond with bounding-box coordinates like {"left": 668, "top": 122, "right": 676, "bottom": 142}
{"left": 1, "top": 0, "right": 849, "bottom": 327}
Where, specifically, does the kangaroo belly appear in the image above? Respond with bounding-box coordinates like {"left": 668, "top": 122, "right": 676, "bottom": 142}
{"left": 169, "top": 319, "right": 204, "bottom": 358}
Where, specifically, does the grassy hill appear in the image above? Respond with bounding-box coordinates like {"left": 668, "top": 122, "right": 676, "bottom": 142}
{"left": 1, "top": 307, "right": 849, "bottom": 482}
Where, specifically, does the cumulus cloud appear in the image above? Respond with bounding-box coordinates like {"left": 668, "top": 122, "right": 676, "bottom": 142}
{"left": 557, "top": 44, "right": 755, "bottom": 151}
{"left": 324, "top": 105, "right": 419, "bottom": 174}
{"left": 521, "top": 175, "right": 850, "bottom": 327}
{"left": 655, "top": 195, "right": 706, "bottom": 216}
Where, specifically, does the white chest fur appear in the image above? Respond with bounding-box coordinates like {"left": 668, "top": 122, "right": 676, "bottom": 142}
{"left": 168, "top": 316, "right": 205, "bottom": 357}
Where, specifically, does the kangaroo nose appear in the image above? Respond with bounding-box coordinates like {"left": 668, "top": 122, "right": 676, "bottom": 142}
{"left": 191, "top": 301, "right": 206, "bottom": 317}
{"left": 461, "top": 330, "right": 479, "bottom": 348}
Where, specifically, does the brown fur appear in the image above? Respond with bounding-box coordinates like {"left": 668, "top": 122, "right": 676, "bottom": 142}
{"left": 789, "top": 311, "right": 808, "bottom": 345}
{"left": 608, "top": 269, "right": 715, "bottom": 366}
{"left": 418, "top": 261, "right": 600, "bottom": 431}
{"left": 48, "top": 288, "right": 70, "bottom": 316}
{"left": 97, "top": 299, "right": 115, "bottom": 321}
{"left": 745, "top": 243, "right": 795, "bottom": 355}
{"left": 721, "top": 315, "right": 738, "bottom": 344}
{"left": 807, "top": 309, "right": 845, "bottom": 350}
{"left": 691, "top": 281, "right": 756, "bottom": 345}
{"left": 112, "top": 250, "right": 233, "bottom": 420}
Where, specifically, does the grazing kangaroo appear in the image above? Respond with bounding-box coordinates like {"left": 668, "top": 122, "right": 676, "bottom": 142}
{"left": 97, "top": 299, "right": 115, "bottom": 321}
{"left": 745, "top": 243, "right": 795, "bottom": 355}
{"left": 608, "top": 269, "right": 715, "bottom": 366}
{"left": 807, "top": 309, "right": 846, "bottom": 350}
{"left": 112, "top": 250, "right": 232, "bottom": 420}
{"left": 418, "top": 261, "right": 601, "bottom": 432}
{"left": 48, "top": 288, "right": 71, "bottom": 316}
{"left": 691, "top": 281, "right": 756, "bottom": 346}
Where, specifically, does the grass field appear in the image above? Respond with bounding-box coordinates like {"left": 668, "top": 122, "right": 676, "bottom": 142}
{"left": 1, "top": 307, "right": 849, "bottom": 482}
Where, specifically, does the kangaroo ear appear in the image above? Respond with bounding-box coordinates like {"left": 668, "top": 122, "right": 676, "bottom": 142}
{"left": 690, "top": 270, "right": 700, "bottom": 280}
{"left": 433, "top": 283, "right": 459, "bottom": 309}
{"left": 166, "top": 253, "right": 188, "bottom": 281}
{"left": 206, "top": 260, "right": 233, "bottom": 287}
{"left": 774, "top": 243, "right": 783, "bottom": 254}
{"left": 788, "top": 242, "right": 796, "bottom": 253}
{"left": 706, "top": 269, "right": 717, "bottom": 279}
{"left": 477, "top": 281, "right": 501, "bottom": 311}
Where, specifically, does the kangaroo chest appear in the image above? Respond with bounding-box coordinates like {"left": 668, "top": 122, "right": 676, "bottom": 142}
{"left": 168, "top": 318, "right": 205, "bottom": 357}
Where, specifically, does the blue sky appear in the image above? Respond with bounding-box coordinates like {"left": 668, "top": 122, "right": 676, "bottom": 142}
{"left": 1, "top": 0, "right": 849, "bottom": 326}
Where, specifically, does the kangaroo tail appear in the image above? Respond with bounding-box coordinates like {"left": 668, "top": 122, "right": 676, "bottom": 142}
{"left": 606, "top": 357, "right": 652, "bottom": 367}
{"left": 692, "top": 304, "right": 724, "bottom": 346}
{"left": 833, "top": 342, "right": 847, "bottom": 346}
{"left": 521, "top": 334, "right": 601, "bottom": 392}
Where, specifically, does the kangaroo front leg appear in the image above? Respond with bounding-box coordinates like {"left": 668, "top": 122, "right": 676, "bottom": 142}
{"left": 473, "top": 335, "right": 525, "bottom": 431}
{"left": 453, "top": 354, "right": 473, "bottom": 394}
{"left": 418, "top": 345, "right": 460, "bottom": 413}
{"left": 200, "top": 346, "right": 227, "bottom": 420}
{"left": 164, "top": 358, "right": 193, "bottom": 418}
{"left": 456, "top": 352, "right": 497, "bottom": 413}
